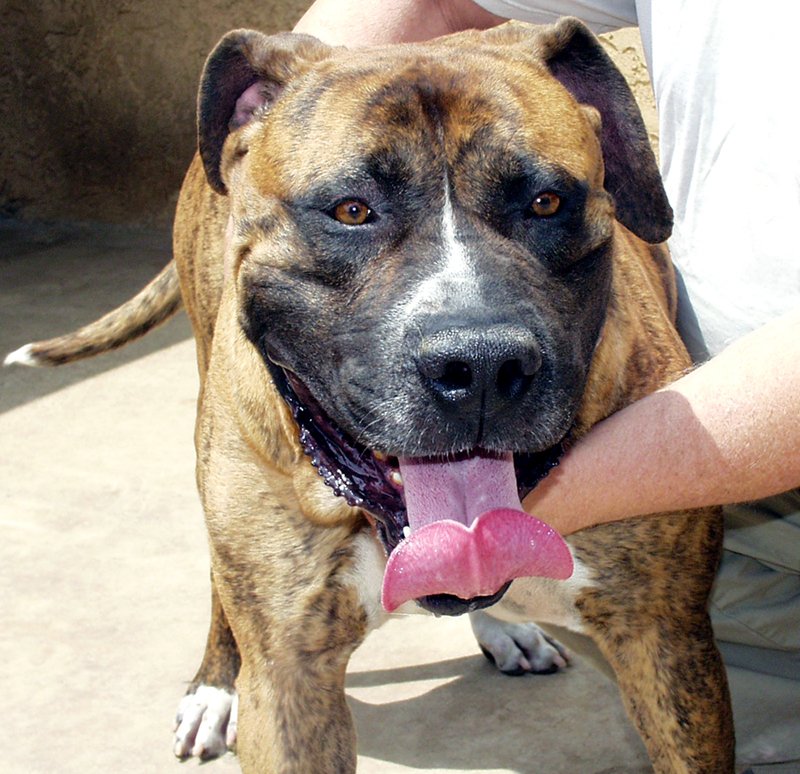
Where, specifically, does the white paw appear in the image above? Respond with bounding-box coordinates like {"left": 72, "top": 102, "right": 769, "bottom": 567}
{"left": 173, "top": 684, "right": 238, "bottom": 759}
{"left": 470, "top": 611, "right": 569, "bottom": 675}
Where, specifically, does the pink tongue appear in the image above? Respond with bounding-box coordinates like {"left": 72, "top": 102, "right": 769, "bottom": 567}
{"left": 381, "top": 452, "right": 573, "bottom": 612}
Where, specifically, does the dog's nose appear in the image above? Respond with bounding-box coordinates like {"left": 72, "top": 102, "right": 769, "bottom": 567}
{"left": 415, "top": 325, "right": 542, "bottom": 413}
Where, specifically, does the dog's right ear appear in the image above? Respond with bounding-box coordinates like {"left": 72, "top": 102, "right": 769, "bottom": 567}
{"left": 198, "top": 30, "right": 334, "bottom": 195}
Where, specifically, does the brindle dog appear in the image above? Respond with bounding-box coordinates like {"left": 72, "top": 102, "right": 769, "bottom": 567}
{"left": 6, "top": 18, "right": 734, "bottom": 774}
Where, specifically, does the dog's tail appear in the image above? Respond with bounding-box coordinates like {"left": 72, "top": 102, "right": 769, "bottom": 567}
{"left": 4, "top": 260, "right": 183, "bottom": 367}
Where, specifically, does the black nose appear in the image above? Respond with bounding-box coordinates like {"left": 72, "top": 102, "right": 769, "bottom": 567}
{"left": 415, "top": 324, "right": 542, "bottom": 412}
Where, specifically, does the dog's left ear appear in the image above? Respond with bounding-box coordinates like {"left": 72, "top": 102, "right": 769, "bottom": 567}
{"left": 198, "top": 30, "right": 335, "bottom": 195}
{"left": 487, "top": 18, "right": 672, "bottom": 244}
{"left": 540, "top": 18, "right": 671, "bottom": 243}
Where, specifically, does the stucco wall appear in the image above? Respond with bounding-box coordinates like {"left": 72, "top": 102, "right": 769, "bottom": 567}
{"left": 0, "top": 0, "right": 310, "bottom": 225}
{"left": 0, "top": 2, "right": 655, "bottom": 225}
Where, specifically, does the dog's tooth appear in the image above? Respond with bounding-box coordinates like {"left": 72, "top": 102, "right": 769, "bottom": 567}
{"left": 373, "top": 450, "right": 388, "bottom": 462}
{"left": 390, "top": 470, "right": 403, "bottom": 487}
{"left": 402, "top": 526, "right": 411, "bottom": 540}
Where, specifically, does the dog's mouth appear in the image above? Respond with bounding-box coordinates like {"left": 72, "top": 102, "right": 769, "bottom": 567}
{"left": 268, "top": 363, "right": 573, "bottom": 615}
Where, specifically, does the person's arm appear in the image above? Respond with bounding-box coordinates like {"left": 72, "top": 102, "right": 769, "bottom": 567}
{"left": 523, "top": 309, "right": 800, "bottom": 534}
{"left": 293, "top": 0, "right": 504, "bottom": 46}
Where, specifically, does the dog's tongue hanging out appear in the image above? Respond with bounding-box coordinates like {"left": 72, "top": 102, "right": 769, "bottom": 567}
{"left": 381, "top": 451, "right": 573, "bottom": 611}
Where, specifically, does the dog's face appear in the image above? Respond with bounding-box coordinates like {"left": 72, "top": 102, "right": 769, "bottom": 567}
{"left": 236, "top": 46, "right": 614, "bottom": 458}
{"left": 198, "top": 21, "right": 672, "bottom": 611}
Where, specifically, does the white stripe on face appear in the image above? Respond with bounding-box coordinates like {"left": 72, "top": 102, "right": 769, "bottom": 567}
{"left": 397, "top": 178, "right": 483, "bottom": 322}
{"left": 441, "top": 181, "right": 470, "bottom": 276}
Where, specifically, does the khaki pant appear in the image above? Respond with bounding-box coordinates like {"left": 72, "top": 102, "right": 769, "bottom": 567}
{"left": 711, "top": 490, "right": 800, "bottom": 769}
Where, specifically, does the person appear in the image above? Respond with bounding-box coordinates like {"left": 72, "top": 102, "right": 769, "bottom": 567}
{"left": 294, "top": 1, "right": 800, "bottom": 771}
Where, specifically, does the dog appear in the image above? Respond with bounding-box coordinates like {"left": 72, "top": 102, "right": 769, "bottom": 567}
{"left": 5, "top": 18, "right": 735, "bottom": 773}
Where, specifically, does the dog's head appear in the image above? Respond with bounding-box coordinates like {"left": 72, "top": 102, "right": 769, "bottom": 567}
{"left": 198, "top": 20, "right": 671, "bottom": 613}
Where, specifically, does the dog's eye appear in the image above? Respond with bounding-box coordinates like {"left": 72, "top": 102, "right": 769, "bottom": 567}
{"left": 529, "top": 192, "right": 561, "bottom": 217}
{"left": 331, "top": 200, "right": 374, "bottom": 226}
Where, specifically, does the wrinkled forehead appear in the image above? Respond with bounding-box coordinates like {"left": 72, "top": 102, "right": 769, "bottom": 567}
{"left": 248, "top": 44, "right": 600, "bottom": 192}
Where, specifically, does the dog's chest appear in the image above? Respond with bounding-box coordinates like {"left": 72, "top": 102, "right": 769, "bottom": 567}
{"left": 488, "top": 554, "right": 595, "bottom": 632}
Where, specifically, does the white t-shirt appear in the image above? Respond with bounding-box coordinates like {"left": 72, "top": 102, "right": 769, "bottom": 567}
{"left": 475, "top": 0, "right": 800, "bottom": 356}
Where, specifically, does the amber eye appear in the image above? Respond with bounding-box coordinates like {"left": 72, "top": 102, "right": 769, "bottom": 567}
{"left": 332, "top": 200, "right": 373, "bottom": 225}
{"left": 530, "top": 192, "right": 561, "bottom": 217}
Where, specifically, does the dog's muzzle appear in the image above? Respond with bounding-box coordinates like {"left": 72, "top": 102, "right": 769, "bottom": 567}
{"left": 266, "top": 361, "right": 572, "bottom": 615}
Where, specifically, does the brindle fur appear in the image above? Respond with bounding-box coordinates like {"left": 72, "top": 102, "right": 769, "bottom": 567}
{"left": 9, "top": 18, "right": 734, "bottom": 773}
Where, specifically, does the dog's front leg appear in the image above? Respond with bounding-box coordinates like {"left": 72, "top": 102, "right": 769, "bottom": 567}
{"left": 203, "top": 455, "right": 372, "bottom": 773}
{"left": 571, "top": 513, "right": 735, "bottom": 774}
{"left": 234, "top": 643, "right": 357, "bottom": 774}
{"left": 217, "top": 527, "right": 369, "bottom": 774}
{"left": 592, "top": 611, "right": 734, "bottom": 774}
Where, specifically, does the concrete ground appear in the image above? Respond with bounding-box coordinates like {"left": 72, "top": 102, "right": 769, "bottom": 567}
{"left": 0, "top": 221, "right": 791, "bottom": 774}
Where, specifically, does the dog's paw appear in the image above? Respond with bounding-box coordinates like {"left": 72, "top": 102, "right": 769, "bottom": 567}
{"left": 173, "top": 684, "right": 238, "bottom": 759}
{"left": 470, "top": 611, "right": 569, "bottom": 675}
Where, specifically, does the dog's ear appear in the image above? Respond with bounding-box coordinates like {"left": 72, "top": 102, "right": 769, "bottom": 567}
{"left": 198, "top": 30, "right": 334, "bottom": 195}
{"left": 539, "top": 18, "right": 671, "bottom": 243}
{"left": 486, "top": 19, "right": 671, "bottom": 244}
